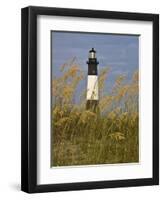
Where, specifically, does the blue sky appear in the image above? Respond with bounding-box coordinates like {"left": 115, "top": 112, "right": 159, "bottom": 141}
{"left": 52, "top": 31, "right": 139, "bottom": 102}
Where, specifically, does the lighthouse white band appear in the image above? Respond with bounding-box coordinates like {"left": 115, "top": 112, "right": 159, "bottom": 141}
{"left": 86, "top": 75, "right": 99, "bottom": 100}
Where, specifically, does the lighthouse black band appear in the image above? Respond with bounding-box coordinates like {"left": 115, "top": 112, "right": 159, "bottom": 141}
{"left": 86, "top": 100, "right": 99, "bottom": 111}
{"left": 87, "top": 59, "right": 98, "bottom": 75}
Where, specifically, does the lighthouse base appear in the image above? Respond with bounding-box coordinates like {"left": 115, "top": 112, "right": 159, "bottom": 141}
{"left": 86, "top": 100, "right": 99, "bottom": 112}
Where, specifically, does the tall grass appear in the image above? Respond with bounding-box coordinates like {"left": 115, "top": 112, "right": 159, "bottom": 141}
{"left": 51, "top": 58, "right": 139, "bottom": 166}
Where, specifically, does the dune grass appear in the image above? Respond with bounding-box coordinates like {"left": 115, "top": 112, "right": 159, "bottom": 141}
{"left": 51, "top": 58, "right": 139, "bottom": 166}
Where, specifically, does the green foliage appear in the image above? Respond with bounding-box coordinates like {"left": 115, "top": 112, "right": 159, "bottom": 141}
{"left": 51, "top": 59, "right": 139, "bottom": 166}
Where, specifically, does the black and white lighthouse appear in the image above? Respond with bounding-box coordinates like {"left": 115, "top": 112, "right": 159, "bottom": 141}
{"left": 86, "top": 48, "right": 99, "bottom": 111}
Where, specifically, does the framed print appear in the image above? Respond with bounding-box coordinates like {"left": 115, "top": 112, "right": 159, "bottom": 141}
{"left": 21, "top": 6, "right": 159, "bottom": 193}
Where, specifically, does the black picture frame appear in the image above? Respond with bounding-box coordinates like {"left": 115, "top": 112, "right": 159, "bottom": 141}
{"left": 21, "top": 6, "right": 159, "bottom": 193}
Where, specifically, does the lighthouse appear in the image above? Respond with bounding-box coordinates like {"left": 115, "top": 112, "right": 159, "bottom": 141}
{"left": 86, "top": 48, "right": 99, "bottom": 111}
